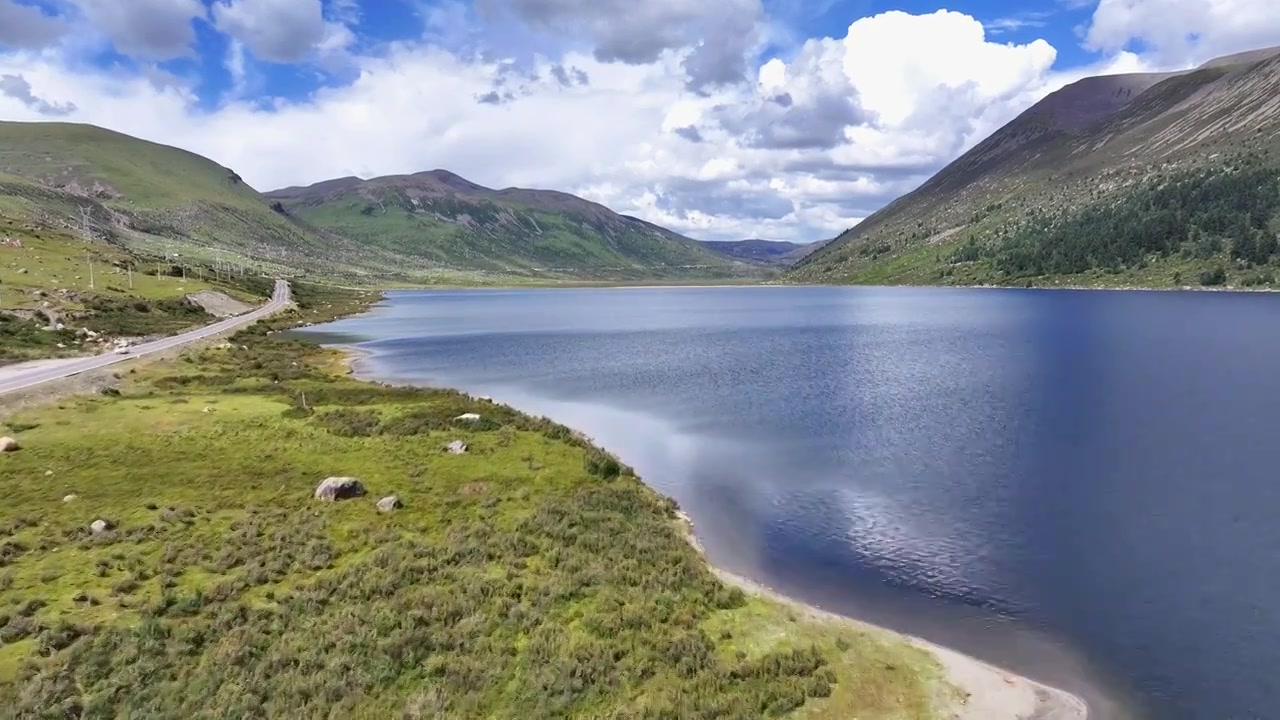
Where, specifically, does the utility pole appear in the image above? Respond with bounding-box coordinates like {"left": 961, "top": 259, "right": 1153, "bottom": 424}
{"left": 79, "top": 206, "right": 95, "bottom": 290}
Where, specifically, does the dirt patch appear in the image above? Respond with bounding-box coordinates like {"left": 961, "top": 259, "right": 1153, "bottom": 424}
{"left": 184, "top": 290, "right": 254, "bottom": 318}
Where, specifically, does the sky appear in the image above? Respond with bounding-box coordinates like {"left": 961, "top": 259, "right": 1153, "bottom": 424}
{"left": 1, "top": 1, "right": 1279, "bottom": 243}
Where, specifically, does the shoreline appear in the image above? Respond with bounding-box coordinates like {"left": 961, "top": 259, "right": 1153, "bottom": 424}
{"left": 333, "top": 341, "right": 1089, "bottom": 720}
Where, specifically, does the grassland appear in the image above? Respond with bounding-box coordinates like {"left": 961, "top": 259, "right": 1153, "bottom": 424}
{"left": 0, "top": 217, "right": 278, "bottom": 365}
{"left": 0, "top": 283, "right": 961, "bottom": 719}
{"left": 0, "top": 122, "right": 406, "bottom": 283}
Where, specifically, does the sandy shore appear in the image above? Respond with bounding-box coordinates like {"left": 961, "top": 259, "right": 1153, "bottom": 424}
{"left": 330, "top": 342, "right": 1089, "bottom": 719}
{"left": 675, "top": 512, "right": 1088, "bottom": 720}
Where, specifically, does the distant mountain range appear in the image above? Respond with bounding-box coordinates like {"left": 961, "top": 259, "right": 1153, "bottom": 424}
{"left": 0, "top": 121, "right": 758, "bottom": 284}
{"left": 697, "top": 239, "right": 826, "bottom": 266}
{"left": 265, "top": 172, "right": 755, "bottom": 281}
{"left": 788, "top": 46, "right": 1280, "bottom": 289}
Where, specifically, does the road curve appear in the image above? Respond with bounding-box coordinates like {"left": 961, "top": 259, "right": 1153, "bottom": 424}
{"left": 0, "top": 279, "right": 291, "bottom": 397}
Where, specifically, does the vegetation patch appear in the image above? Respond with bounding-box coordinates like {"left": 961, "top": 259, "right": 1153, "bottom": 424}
{"left": 993, "top": 164, "right": 1280, "bottom": 279}
{"left": 0, "top": 284, "right": 953, "bottom": 719}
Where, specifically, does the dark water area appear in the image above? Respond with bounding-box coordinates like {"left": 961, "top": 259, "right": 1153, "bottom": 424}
{"left": 301, "top": 285, "right": 1280, "bottom": 720}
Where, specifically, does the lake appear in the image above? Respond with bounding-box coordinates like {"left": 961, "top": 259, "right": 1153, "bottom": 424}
{"left": 301, "top": 285, "right": 1280, "bottom": 720}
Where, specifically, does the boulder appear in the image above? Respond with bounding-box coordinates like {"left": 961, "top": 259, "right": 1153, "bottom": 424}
{"left": 314, "top": 476, "right": 365, "bottom": 502}
{"left": 445, "top": 440, "right": 468, "bottom": 455}
{"left": 0, "top": 437, "right": 19, "bottom": 453}
{"left": 455, "top": 413, "right": 481, "bottom": 422}
{"left": 63, "top": 494, "right": 77, "bottom": 503}
{"left": 89, "top": 519, "right": 113, "bottom": 534}
{"left": 377, "top": 495, "right": 402, "bottom": 512}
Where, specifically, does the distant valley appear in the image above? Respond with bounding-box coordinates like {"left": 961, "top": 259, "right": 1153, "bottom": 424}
{"left": 697, "top": 239, "right": 826, "bottom": 267}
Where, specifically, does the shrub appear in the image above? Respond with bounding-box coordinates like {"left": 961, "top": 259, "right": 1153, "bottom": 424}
{"left": 1199, "top": 266, "right": 1227, "bottom": 286}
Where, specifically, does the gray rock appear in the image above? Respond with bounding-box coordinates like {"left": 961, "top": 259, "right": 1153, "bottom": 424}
{"left": 314, "top": 476, "right": 365, "bottom": 502}
{"left": 90, "top": 519, "right": 113, "bottom": 534}
{"left": 377, "top": 495, "right": 402, "bottom": 512}
{"left": 445, "top": 440, "right": 468, "bottom": 455}
{"left": 0, "top": 436, "right": 19, "bottom": 453}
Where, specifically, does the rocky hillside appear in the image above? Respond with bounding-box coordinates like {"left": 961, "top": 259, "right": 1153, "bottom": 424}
{"left": 788, "top": 47, "right": 1280, "bottom": 289}
{"left": 266, "top": 172, "right": 757, "bottom": 281}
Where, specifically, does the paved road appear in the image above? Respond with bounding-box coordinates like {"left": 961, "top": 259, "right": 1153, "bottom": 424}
{"left": 0, "top": 279, "right": 291, "bottom": 397}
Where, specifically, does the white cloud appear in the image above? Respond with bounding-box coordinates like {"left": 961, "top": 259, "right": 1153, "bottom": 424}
{"left": 0, "top": 0, "right": 66, "bottom": 50}
{"left": 213, "top": 0, "right": 352, "bottom": 63}
{"left": 842, "top": 10, "right": 1057, "bottom": 128}
{"left": 478, "top": 0, "right": 764, "bottom": 90}
{"left": 1085, "top": 0, "right": 1280, "bottom": 67}
{"left": 70, "top": 0, "right": 205, "bottom": 60}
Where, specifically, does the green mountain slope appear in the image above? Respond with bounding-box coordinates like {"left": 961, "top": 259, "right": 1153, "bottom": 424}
{"left": 788, "top": 47, "right": 1280, "bottom": 289}
{"left": 0, "top": 121, "right": 396, "bottom": 281}
{"left": 265, "top": 172, "right": 758, "bottom": 281}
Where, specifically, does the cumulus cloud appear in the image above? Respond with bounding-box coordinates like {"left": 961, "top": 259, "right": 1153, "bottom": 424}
{"left": 1084, "top": 0, "right": 1280, "bottom": 66}
{"left": 478, "top": 0, "right": 763, "bottom": 90}
{"left": 212, "top": 0, "right": 352, "bottom": 63}
{"left": 0, "top": 73, "right": 76, "bottom": 115}
{"left": 70, "top": 0, "right": 205, "bottom": 60}
{"left": 711, "top": 38, "right": 868, "bottom": 150}
{"left": 0, "top": 0, "right": 66, "bottom": 50}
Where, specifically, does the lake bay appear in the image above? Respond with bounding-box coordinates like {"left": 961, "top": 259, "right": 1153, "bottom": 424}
{"left": 303, "top": 285, "right": 1280, "bottom": 720}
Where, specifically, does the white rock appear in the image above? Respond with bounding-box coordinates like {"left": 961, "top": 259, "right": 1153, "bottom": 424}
{"left": 89, "top": 519, "right": 112, "bottom": 534}
{"left": 0, "top": 437, "right": 19, "bottom": 453}
{"left": 376, "top": 495, "right": 402, "bottom": 512}
{"left": 314, "top": 476, "right": 365, "bottom": 501}
{"left": 455, "top": 413, "right": 481, "bottom": 422}
{"left": 445, "top": 440, "right": 468, "bottom": 455}
{"left": 63, "top": 494, "right": 77, "bottom": 503}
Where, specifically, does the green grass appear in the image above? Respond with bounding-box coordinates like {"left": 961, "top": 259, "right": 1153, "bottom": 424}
{"left": 0, "top": 287, "right": 958, "bottom": 719}
{"left": 0, "top": 220, "right": 283, "bottom": 363}
{"left": 0, "top": 122, "right": 392, "bottom": 283}
{"left": 0, "top": 225, "right": 230, "bottom": 311}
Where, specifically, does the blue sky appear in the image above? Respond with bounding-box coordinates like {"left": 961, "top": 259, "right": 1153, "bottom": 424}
{"left": 46, "top": 0, "right": 1104, "bottom": 108}
{"left": 1, "top": 0, "right": 1277, "bottom": 242}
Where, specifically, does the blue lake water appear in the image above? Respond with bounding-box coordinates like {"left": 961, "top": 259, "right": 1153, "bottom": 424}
{"left": 301, "top": 285, "right": 1280, "bottom": 720}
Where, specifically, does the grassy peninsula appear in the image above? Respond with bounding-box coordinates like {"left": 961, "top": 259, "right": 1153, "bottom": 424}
{"left": 0, "top": 283, "right": 985, "bottom": 719}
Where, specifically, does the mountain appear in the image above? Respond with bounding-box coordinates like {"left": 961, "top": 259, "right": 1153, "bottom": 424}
{"left": 698, "top": 239, "right": 807, "bottom": 266}
{"left": 0, "top": 121, "right": 755, "bottom": 284}
{"left": 788, "top": 47, "right": 1280, "bottom": 289}
{"left": 265, "top": 172, "right": 757, "bottom": 281}
{"left": 0, "top": 121, "right": 395, "bottom": 281}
